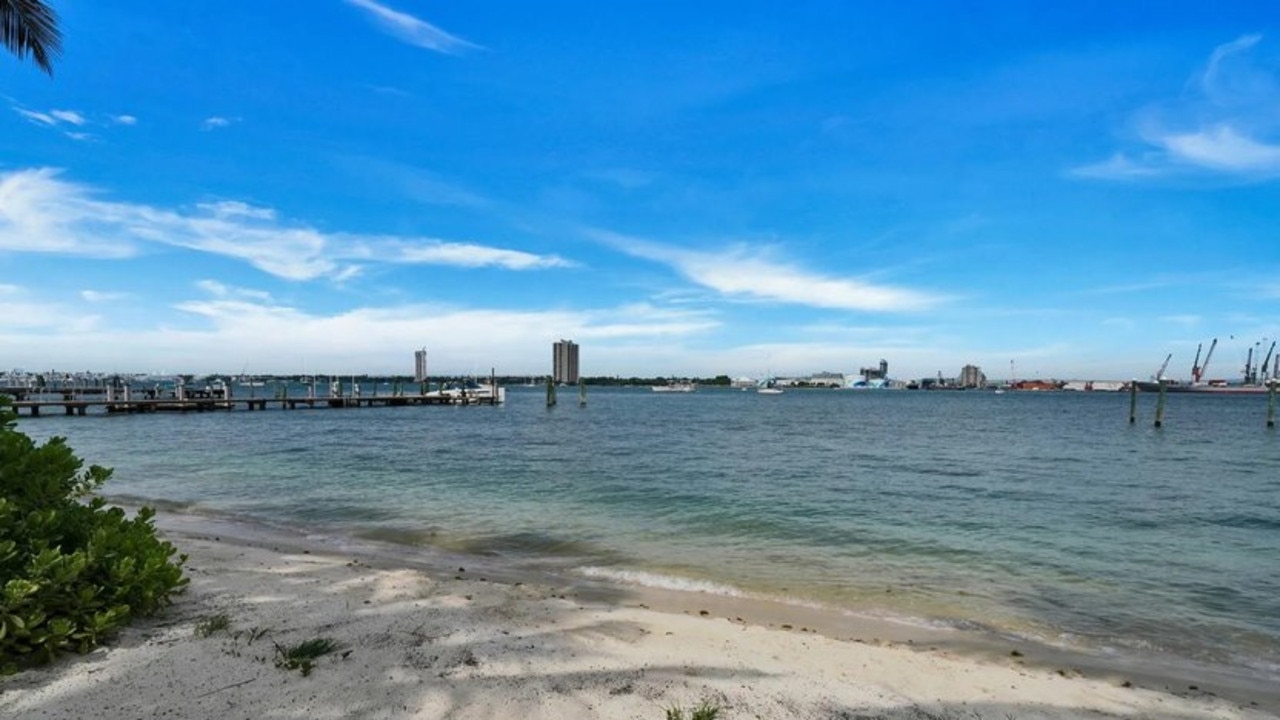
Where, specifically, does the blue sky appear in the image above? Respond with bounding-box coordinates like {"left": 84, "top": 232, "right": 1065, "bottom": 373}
{"left": 2, "top": 1, "right": 1278, "bottom": 381}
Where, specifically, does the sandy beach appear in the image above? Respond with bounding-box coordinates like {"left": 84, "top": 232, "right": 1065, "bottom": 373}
{"left": 2, "top": 511, "right": 1275, "bottom": 720}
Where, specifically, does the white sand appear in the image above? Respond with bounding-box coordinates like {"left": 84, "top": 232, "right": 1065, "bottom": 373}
{"left": 2, "top": 525, "right": 1275, "bottom": 720}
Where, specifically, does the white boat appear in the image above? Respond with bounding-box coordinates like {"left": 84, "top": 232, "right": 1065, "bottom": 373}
{"left": 652, "top": 381, "right": 696, "bottom": 393}
{"left": 438, "top": 379, "right": 506, "bottom": 403}
{"left": 757, "top": 376, "right": 784, "bottom": 394}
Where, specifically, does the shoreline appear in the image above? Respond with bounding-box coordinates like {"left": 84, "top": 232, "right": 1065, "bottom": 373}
{"left": 3, "top": 507, "right": 1275, "bottom": 718}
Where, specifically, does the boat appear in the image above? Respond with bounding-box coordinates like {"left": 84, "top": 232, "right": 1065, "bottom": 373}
{"left": 437, "top": 378, "right": 506, "bottom": 403}
{"left": 652, "top": 380, "right": 696, "bottom": 393}
{"left": 756, "top": 377, "right": 784, "bottom": 394}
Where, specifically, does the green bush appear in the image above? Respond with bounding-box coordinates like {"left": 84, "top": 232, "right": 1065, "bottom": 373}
{"left": 0, "top": 398, "right": 188, "bottom": 674}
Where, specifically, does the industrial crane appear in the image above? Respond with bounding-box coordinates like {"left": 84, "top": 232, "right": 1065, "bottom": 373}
{"left": 1193, "top": 338, "right": 1217, "bottom": 384}
{"left": 1153, "top": 353, "right": 1173, "bottom": 381}
{"left": 1258, "top": 341, "right": 1276, "bottom": 384}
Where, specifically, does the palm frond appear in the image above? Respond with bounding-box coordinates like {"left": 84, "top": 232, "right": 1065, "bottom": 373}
{"left": 1, "top": 0, "right": 62, "bottom": 75}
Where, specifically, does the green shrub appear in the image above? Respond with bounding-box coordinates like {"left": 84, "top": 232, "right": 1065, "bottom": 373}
{"left": 0, "top": 398, "right": 188, "bottom": 674}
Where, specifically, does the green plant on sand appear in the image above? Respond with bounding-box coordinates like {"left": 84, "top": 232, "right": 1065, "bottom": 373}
{"left": 194, "top": 612, "right": 231, "bottom": 638}
{"left": 274, "top": 637, "right": 343, "bottom": 677}
{"left": 0, "top": 397, "right": 188, "bottom": 674}
{"left": 666, "top": 701, "right": 722, "bottom": 720}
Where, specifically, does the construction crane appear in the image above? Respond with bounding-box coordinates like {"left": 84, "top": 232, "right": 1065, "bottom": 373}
{"left": 1153, "top": 353, "right": 1173, "bottom": 381}
{"left": 1193, "top": 338, "right": 1218, "bottom": 384}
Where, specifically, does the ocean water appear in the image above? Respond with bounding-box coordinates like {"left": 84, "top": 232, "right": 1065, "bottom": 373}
{"left": 14, "top": 387, "right": 1280, "bottom": 685}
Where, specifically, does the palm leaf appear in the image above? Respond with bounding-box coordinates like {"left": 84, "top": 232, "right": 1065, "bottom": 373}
{"left": 1, "top": 0, "right": 62, "bottom": 75}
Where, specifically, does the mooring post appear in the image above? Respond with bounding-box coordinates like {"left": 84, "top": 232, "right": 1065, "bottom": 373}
{"left": 1268, "top": 381, "right": 1276, "bottom": 429}
{"left": 1128, "top": 380, "right": 1137, "bottom": 424}
{"left": 1154, "top": 380, "right": 1166, "bottom": 428}
{"left": 546, "top": 376, "right": 557, "bottom": 407}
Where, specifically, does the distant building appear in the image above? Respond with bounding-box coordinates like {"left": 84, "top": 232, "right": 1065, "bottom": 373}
{"left": 959, "top": 364, "right": 986, "bottom": 389}
{"left": 414, "top": 348, "right": 428, "bottom": 383}
{"left": 807, "top": 371, "right": 846, "bottom": 388}
{"left": 860, "top": 359, "right": 889, "bottom": 381}
{"left": 553, "top": 339, "right": 579, "bottom": 385}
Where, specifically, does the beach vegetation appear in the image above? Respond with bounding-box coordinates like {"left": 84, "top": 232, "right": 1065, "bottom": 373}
{"left": 0, "top": 0, "right": 62, "bottom": 75}
{"left": 194, "top": 612, "right": 232, "bottom": 637}
{"left": 0, "top": 398, "right": 188, "bottom": 674}
{"left": 273, "top": 637, "right": 343, "bottom": 677}
{"left": 665, "top": 701, "right": 722, "bottom": 720}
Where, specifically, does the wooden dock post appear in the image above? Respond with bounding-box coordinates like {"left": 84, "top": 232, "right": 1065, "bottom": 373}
{"left": 1268, "top": 381, "right": 1276, "bottom": 429}
{"left": 1128, "top": 380, "right": 1137, "bottom": 424}
{"left": 1154, "top": 380, "right": 1166, "bottom": 428}
{"left": 546, "top": 376, "right": 557, "bottom": 407}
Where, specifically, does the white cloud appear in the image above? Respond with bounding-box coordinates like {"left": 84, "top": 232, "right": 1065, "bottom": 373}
{"left": 65, "top": 132, "right": 93, "bottom": 142}
{"left": 1156, "top": 124, "right": 1280, "bottom": 173}
{"left": 345, "top": 0, "right": 480, "bottom": 54}
{"left": 49, "top": 109, "right": 86, "bottom": 125}
{"left": 599, "top": 231, "right": 944, "bottom": 312}
{"left": 15, "top": 108, "right": 57, "bottom": 125}
{"left": 196, "top": 200, "right": 278, "bottom": 221}
{"left": 1074, "top": 34, "right": 1280, "bottom": 181}
{"left": 201, "top": 116, "right": 234, "bottom": 130}
{"left": 80, "top": 290, "right": 130, "bottom": 303}
{"left": 1159, "top": 314, "right": 1202, "bottom": 327}
{"left": 378, "top": 240, "right": 574, "bottom": 270}
{"left": 0, "top": 167, "right": 573, "bottom": 280}
{"left": 113, "top": 115, "right": 138, "bottom": 126}
{"left": 0, "top": 168, "right": 137, "bottom": 256}
{"left": 14, "top": 107, "right": 87, "bottom": 127}
{"left": 1069, "top": 153, "right": 1165, "bottom": 180}
{"left": 195, "top": 280, "right": 273, "bottom": 302}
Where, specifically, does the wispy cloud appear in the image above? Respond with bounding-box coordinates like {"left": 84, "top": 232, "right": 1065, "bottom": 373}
{"left": 597, "top": 230, "right": 944, "bottom": 312}
{"left": 195, "top": 280, "right": 273, "bottom": 302}
{"left": 1156, "top": 124, "right": 1280, "bottom": 173}
{"left": 1159, "top": 314, "right": 1202, "bottom": 328}
{"left": 49, "top": 110, "right": 86, "bottom": 125}
{"left": 0, "top": 167, "right": 573, "bottom": 280}
{"left": 1072, "top": 34, "right": 1280, "bottom": 180}
{"left": 201, "top": 116, "right": 235, "bottom": 131}
{"left": 11, "top": 105, "right": 134, "bottom": 136}
{"left": 80, "top": 290, "right": 130, "bottom": 303}
{"left": 345, "top": 0, "right": 480, "bottom": 55}
{"left": 373, "top": 240, "right": 574, "bottom": 270}
{"left": 1069, "top": 153, "right": 1165, "bottom": 180}
{"left": 14, "top": 107, "right": 83, "bottom": 126}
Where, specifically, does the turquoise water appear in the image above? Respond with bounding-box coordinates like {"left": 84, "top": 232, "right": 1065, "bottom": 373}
{"left": 15, "top": 387, "right": 1280, "bottom": 685}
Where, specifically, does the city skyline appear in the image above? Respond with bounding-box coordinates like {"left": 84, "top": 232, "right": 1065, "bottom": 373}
{"left": 2, "top": 3, "right": 1278, "bottom": 381}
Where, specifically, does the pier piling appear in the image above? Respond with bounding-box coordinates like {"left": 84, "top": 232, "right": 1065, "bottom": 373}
{"left": 1154, "top": 380, "right": 1166, "bottom": 428}
{"left": 1128, "top": 380, "right": 1137, "bottom": 424}
{"left": 1268, "top": 382, "right": 1276, "bottom": 429}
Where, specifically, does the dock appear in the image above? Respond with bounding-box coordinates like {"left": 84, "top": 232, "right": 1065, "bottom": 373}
{"left": 3, "top": 381, "right": 503, "bottom": 417}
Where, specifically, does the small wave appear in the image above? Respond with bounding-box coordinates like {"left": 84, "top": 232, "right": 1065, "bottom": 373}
{"left": 576, "top": 566, "right": 746, "bottom": 597}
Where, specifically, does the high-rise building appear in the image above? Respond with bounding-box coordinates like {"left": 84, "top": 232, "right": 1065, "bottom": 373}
{"left": 414, "top": 348, "right": 428, "bottom": 383}
{"left": 959, "top": 364, "right": 986, "bottom": 389}
{"left": 553, "top": 339, "right": 579, "bottom": 385}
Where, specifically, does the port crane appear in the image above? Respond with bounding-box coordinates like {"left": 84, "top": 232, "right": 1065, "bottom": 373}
{"left": 1153, "top": 353, "right": 1173, "bottom": 381}
{"left": 1249, "top": 338, "right": 1269, "bottom": 384}
{"left": 1192, "top": 338, "right": 1217, "bottom": 384}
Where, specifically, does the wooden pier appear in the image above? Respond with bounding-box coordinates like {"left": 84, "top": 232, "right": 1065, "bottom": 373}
{"left": 6, "top": 390, "right": 500, "bottom": 417}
